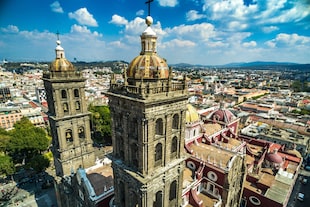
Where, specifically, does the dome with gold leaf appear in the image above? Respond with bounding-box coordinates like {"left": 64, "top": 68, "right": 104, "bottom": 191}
{"left": 186, "top": 104, "right": 200, "bottom": 123}
{"left": 49, "top": 40, "right": 75, "bottom": 72}
{"left": 127, "top": 16, "right": 169, "bottom": 79}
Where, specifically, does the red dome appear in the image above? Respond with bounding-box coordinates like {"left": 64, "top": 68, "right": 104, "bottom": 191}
{"left": 209, "top": 109, "right": 236, "bottom": 123}
{"left": 266, "top": 151, "right": 283, "bottom": 164}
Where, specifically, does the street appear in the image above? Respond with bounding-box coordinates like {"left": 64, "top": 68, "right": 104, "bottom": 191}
{"left": 288, "top": 169, "right": 310, "bottom": 207}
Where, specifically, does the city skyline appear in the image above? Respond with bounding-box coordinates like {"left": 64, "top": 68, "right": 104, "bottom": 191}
{"left": 0, "top": 0, "right": 310, "bottom": 65}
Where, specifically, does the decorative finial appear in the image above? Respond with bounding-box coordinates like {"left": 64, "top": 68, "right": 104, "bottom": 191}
{"left": 145, "top": 0, "right": 154, "bottom": 16}
{"left": 56, "top": 30, "right": 61, "bottom": 45}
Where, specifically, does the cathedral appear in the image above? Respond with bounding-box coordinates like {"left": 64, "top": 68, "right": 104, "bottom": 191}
{"left": 43, "top": 3, "right": 302, "bottom": 207}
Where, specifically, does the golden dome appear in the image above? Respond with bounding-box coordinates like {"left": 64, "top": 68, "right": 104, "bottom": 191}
{"left": 127, "top": 54, "right": 169, "bottom": 79}
{"left": 49, "top": 58, "right": 74, "bottom": 72}
{"left": 49, "top": 39, "right": 75, "bottom": 72}
{"left": 186, "top": 104, "right": 200, "bottom": 123}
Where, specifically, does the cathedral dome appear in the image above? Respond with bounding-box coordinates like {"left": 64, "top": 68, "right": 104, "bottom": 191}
{"left": 186, "top": 104, "right": 200, "bottom": 123}
{"left": 208, "top": 109, "right": 236, "bottom": 123}
{"left": 127, "top": 55, "right": 169, "bottom": 79}
{"left": 50, "top": 58, "right": 74, "bottom": 72}
{"left": 49, "top": 40, "right": 75, "bottom": 72}
{"left": 126, "top": 16, "right": 169, "bottom": 80}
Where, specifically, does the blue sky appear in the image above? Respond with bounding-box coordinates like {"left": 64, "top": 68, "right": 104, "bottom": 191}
{"left": 0, "top": 0, "right": 310, "bottom": 65}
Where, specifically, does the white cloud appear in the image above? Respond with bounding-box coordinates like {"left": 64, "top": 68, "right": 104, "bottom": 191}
{"left": 262, "top": 26, "right": 279, "bottom": 33}
{"left": 68, "top": 8, "right": 98, "bottom": 27}
{"left": 1, "top": 25, "right": 19, "bottom": 33}
{"left": 186, "top": 10, "right": 206, "bottom": 21}
{"left": 243, "top": 41, "right": 257, "bottom": 47}
{"left": 136, "top": 10, "right": 144, "bottom": 16}
{"left": 162, "top": 39, "right": 196, "bottom": 48}
{"left": 109, "top": 15, "right": 128, "bottom": 26}
{"left": 50, "top": 1, "right": 64, "bottom": 13}
{"left": 158, "top": 0, "right": 179, "bottom": 7}
{"left": 266, "top": 33, "right": 310, "bottom": 48}
{"left": 227, "top": 21, "right": 248, "bottom": 31}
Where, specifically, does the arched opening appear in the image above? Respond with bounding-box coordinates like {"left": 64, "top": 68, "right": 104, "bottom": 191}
{"left": 119, "top": 181, "right": 125, "bottom": 207}
{"left": 75, "top": 101, "right": 81, "bottom": 111}
{"left": 169, "top": 180, "right": 177, "bottom": 201}
{"left": 61, "top": 90, "right": 67, "bottom": 98}
{"left": 63, "top": 102, "right": 69, "bottom": 113}
{"left": 155, "top": 118, "right": 163, "bottom": 135}
{"left": 131, "top": 144, "right": 138, "bottom": 168}
{"left": 78, "top": 127, "right": 85, "bottom": 138}
{"left": 74, "top": 89, "right": 80, "bottom": 97}
{"left": 172, "top": 114, "right": 179, "bottom": 129}
{"left": 155, "top": 143, "right": 162, "bottom": 167}
{"left": 171, "top": 136, "right": 178, "bottom": 158}
{"left": 153, "top": 191, "right": 162, "bottom": 207}
{"left": 65, "top": 129, "right": 73, "bottom": 143}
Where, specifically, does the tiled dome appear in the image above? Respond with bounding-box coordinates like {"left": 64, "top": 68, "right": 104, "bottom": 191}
{"left": 209, "top": 109, "right": 236, "bottom": 123}
{"left": 186, "top": 104, "right": 199, "bottom": 123}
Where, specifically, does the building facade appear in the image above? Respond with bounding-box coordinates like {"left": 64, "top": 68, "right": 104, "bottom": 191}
{"left": 106, "top": 15, "right": 188, "bottom": 207}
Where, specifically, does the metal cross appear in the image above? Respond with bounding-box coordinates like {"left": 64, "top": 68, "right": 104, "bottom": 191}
{"left": 56, "top": 30, "right": 60, "bottom": 40}
{"left": 145, "top": 0, "right": 154, "bottom": 16}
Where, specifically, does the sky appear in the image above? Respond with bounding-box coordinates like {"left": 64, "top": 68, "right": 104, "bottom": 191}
{"left": 0, "top": 0, "right": 310, "bottom": 65}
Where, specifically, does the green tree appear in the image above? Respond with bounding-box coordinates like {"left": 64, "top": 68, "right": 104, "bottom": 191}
{"left": 0, "top": 154, "right": 15, "bottom": 176}
{"left": 7, "top": 117, "right": 49, "bottom": 163}
{"left": 27, "top": 154, "right": 50, "bottom": 173}
{"left": 89, "top": 105, "right": 112, "bottom": 145}
{"left": 0, "top": 128, "right": 11, "bottom": 153}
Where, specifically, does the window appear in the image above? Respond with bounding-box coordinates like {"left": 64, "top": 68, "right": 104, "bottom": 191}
{"left": 61, "top": 90, "right": 67, "bottom": 98}
{"left": 155, "top": 143, "right": 162, "bottom": 166}
{"left": 78, "top": 127, "right": 85, "bottom": 138}
{"left": 207, "top": 171, "right": 218, "bottom": 182}
{"left": 155, "top": 118, "right": 163, "bottom": 135}
{"left": 249, "top": 196, "right": 261, "bottom": 206}
{"left": 169, "top": 181, "right": 177, "bottom": 201}
{"left": 74, "top": 89, "right": 80, "bottom": 97}
{"left": 172, "top": 114, "right": 179, "bottom": 129}
{"left": 75, "top": 101, "right": 81, "bottom": 110}
{"left": 171, "top": 137, "right": 178, "bottom": 157}
{"left": 66, "top": 129, "right": 73, "bottom": 143}
{"left": 131, "top": 144, "right": 138, "bottom": 168}
{"left": 63, "top": 103, "right": 69, "bottom": 113}
{"left": 153, "top": 191, "right": 162, "bottom": 207}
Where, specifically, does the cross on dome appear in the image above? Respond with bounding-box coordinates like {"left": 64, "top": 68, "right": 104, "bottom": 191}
{"left": 145, "top": 0, "right": 154, "bottom": 16}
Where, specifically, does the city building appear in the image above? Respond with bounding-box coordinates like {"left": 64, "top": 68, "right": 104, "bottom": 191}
{"left": 42, "top": 37, "right": 96, "bottom": 206}
{"left": 106, "top": 14, "right": 188, "bottom": 207}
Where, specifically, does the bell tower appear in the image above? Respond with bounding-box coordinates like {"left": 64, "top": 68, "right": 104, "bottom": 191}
{"left": 106, "top": 8, "right": 188, "bottom": 207}
{"left": 42, "top": 37, "right": 95, "bottom": 177}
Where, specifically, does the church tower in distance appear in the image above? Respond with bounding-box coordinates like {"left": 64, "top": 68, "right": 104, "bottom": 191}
{"left": 42, "top": 38, "right": 95, "bottom": 177}
{"left": 106, "top": 14, "right": 188, "bottom": 207}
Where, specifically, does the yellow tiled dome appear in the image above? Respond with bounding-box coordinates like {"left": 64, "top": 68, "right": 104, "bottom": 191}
{"left": 50, "top": 58, "right": 74, "bottom": 72}
{"left": 186, "top": 104, "right": 199, "bottom": 123}
{"left": 127, "top": 54, "right": 169, "bottom": 79}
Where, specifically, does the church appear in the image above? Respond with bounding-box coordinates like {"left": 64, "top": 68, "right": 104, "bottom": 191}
{"left": 43, "top": 2, "right": 302, "bottom": 207}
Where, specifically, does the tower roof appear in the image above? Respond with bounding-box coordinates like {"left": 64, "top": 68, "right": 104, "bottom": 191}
{"left": 49, "top": 39, "right": 75, "bottom": 72}
{"left": 126, "top": 16, "right": 169, "bottom": 80}
{"left": 186, "top": 104, "right": 200, "bottom": 123}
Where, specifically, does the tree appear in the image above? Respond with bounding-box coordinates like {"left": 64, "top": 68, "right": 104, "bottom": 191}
{"left": 27, "top": 154, "right": 50, "bottom": 173}
{"left": 0, "top": 128, "right": 11, "bottom": 153}
{"left": 89, "top": 105, "right": 112, "bottom": 145}
{"left": 7, "top": 117, "right": 49, "bottom": 163}
{"left": 0, "top": 154, "right": 15, "bottom": 176}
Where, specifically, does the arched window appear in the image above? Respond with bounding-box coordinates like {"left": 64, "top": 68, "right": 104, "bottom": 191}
{"left": 155, "top": 118, "right": 163, "bottom": 135}
{"left": 155, "top": 143, "right": 162, "bottom": 166}
{"left": 153, "top": 191, "right": 162, "bottom": 207}
{"left": 61, "top": 90, "right": 67, "bottom": 98}
{"left": 78, "top": 127, "right": 85, "bottom": 138}
{"left": 171, "top": 137, "right": 178, "bottom": 156}
{"left": 172, "top": 114, "right": 179, "bottom": 129}
{"left": 74, "top": 89, "right": 79, "bottom": 97}
{"left": 75, "top": 101, "right": 81, "bottom": 110}
{"left": 65, "top": 129, "right": 73, "bottom": 143}
{"left": 169, "top": 181, "right": 177, "bottom": 201}
{"left": 63, "top": 103, "right": 69, "bottom": 113}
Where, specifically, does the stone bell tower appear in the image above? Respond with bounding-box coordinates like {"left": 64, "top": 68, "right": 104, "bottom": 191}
{"left": 106, "top": 12, "right": 188, "bottom": 207}
{"left": 42, "top": 37, "right": 95, "bottom": 177}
